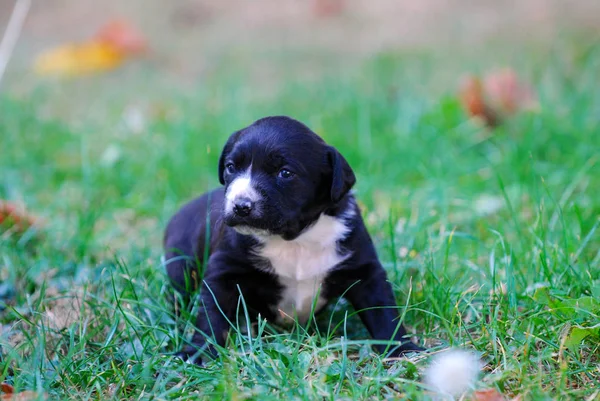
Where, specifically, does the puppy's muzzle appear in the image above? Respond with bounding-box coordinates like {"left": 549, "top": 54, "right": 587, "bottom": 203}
{"left": 233, "top": 197, "right": 253, "bottom": 217}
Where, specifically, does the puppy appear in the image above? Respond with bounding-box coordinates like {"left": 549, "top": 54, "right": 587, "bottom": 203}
{"left": 163, "top": 116, "right": 424, "bottom": 364}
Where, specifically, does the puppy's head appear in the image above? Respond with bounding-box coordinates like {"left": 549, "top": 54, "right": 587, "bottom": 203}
{"left": 218, "top": 116, "right": 355, "bottom": 240}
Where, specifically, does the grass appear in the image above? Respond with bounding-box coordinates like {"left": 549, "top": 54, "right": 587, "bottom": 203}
{"left": 1, "top": 41, "right": 599, "bottom": 400}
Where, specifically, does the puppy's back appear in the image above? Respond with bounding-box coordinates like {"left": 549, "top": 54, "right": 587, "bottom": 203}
{"left": 163, "top": 188, "right": 225, "bottom": 293}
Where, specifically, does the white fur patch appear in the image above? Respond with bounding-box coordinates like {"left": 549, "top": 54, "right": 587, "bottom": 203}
{"left": 225, "top": 168, "right": 260, "bottom": 214}
{"left": 424, "top": 349, "right": 482, "bottom": 398}
{"left": 255, "top": 210, "right": 354, "bottom": 323}
{"left": 232, "top": 226, "right": 271, "bottom": 237}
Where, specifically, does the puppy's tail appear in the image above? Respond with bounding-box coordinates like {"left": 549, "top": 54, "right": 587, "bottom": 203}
{"left": 423, "top": 349, "right": 482, "bottom": 399}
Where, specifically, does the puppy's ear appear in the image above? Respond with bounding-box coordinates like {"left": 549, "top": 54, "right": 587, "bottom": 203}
{"left": 327, "top": 146, "right": 356, "bottom": 203}
{"left": 218, "top": 130, "right": 242, "bottom": 185}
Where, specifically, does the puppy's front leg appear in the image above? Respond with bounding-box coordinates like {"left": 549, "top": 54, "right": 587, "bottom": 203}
{"left": 342, "top": 266, "right": 425, "bottom": 357}
{"left": 177, "top": 257, "right": 238, "bottom": 364}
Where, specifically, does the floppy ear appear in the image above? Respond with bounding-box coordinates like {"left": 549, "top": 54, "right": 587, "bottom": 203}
{"left": 327, "top": 146, "right": 356, "bottom": 203}
{"left": 218, "top": 130, "right": 242, "bottom": 185}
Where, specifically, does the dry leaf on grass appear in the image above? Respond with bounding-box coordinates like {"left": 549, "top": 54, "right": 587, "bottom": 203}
{"left": 94, "top": 19, "right": 147, "bottom": 55}
{"left": 473, "top": 388, "right": 522, "bottom": 401}
{"left": 34, "top": 18, "right": 147, "bottom": 76}
{"left": 473, "top": 389, "right": 506, "bottom": 401}
{"left": 311, "top": 0, "right": 346, "bottom": 17}
{"left": 459, "top": 76, "right": 499, "bottom": 127}
{"left": 0, "top": 201, "right": 39, "bottom": 238}
{"left": 0, "top": 385, "right": 13, "bottom": 395}
{"left": 1, "top": 391, "right": 44, "bottom": 401}
{"left": 459, "top": 68, "right": 537, "bottom": 127}
{"left": 43, "top": 289, "right": 84, "bottom": 331}
{"left": 484, "top": 69, "right": 536, "bottom": 114}
{"left": 0, "top": 383, "right": 46, "bottom": 401}
{"left": 34, "top": 41, "right": 122, "bottom": 76}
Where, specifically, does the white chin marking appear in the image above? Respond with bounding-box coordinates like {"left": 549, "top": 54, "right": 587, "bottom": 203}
{"left": 233, "top": 226, "right": 271, "bottom": 237}
{"left": 424, "top": 349, "right": 482, "bottom": 398}
{"left": 225, "top": 168, "right": 260, "bottom": 213}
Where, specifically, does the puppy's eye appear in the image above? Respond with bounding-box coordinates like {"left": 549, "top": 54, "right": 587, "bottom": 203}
{"left": 225, "top": 163, "right": 236, "bottom": 174}
{"left": 278, "top": 169, "right": 294, "bottom": 179}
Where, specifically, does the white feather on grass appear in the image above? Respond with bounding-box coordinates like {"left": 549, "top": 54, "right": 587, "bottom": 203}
{"left": 424, "top": 349, "right": 483, "bottom": 400}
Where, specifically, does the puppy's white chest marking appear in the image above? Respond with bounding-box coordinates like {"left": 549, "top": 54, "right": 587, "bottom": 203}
{"left": 256, "top": 213, "right": 352, "bottom": 322}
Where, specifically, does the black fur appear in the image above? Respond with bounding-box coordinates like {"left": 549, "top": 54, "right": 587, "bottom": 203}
{"left": 163, "top": 116, "right": 424, "bottom": 363}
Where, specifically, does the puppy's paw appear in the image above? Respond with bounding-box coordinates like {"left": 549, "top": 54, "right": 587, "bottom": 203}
{"left": 399, "top": 342, "right": 427, "bottom": 354}
{"left": 387, "top": 341, "right": 427, "bottom": 358}
{"left": 174, "top": 346, "right": 204, "bottom": 366}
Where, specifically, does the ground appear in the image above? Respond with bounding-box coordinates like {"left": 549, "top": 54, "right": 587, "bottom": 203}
{"left": 1, "top": 1, "right": 599, "bottom": 400}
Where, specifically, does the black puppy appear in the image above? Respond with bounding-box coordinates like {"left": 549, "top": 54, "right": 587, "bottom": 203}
{"left": 163, "top": 116, "right": 424, "bottom": 363}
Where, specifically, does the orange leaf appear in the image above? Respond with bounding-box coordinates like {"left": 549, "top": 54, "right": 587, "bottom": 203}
{"left": 0, "top": 201, "right": 39, "bottom": 233}
{"left": 0, "top": 383, "right": 14, "bottom": 394}
{"left": 312, "top": 0, "right": 346, "bottom": 17}
{"left": 459, "top": 75, "right": 499, "bottom": 127}
{"left": 473, "top": 388, "right": 507, "bottom": 401}
{"left": 483, "top": 68, "right": 536, "bottom": 114}
{"left": 94, "top": 19, "right": 147, "bottom": 55}
{"left": 1, "top": 390, "right": 45, "bottom": 401}
{"left": 459, "top": 68, "right": 536, "bottom": 127}
{"left": 34, "top": 41, "right": 123, "bottom": 76}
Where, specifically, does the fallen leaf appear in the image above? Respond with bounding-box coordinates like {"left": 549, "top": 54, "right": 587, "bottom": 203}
{"left": 459, "top": 75, "right": 499, "bottom": 127}
{"left": 34, "top": 18, "right": 147, "bottom": 76}
{"left": 459, "top": 68, "right": 537, "bottom": 127}
{"left": 43, "top": 289, "right": 85, "bottom": 331}
{"left": 0, "top": 384, "right": 14, "bottom": 394}
{"left": 1, "top": 390, "right": 46, "bottom": 401}
{"left": 484, "top": 68, "right": 536, "bottom": 115}
{"left": 34, "top": 41, "right": 123, "bottom": 76}
{"left": 1, "top": 384, "right": 46, "bottom": 401}
{"left": 94, "top": 19, "right": 147, "bottom": 55}
{"left": 473, "top": 389, "right": 506, "bottom": 401}
{"left": 0, "top": 201, "right": 38, "bottom": 235}
{"left": 311, "top": 0, "right": 346, "bottom": 17}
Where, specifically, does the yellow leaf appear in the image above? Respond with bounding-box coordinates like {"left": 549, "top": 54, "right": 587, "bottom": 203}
{"left": 34, "top": 41, "right": 124, "bottom": 76}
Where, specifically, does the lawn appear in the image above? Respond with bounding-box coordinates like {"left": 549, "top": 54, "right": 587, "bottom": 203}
{"left": 1, "top": 40, "right": 599, "bottom": 400}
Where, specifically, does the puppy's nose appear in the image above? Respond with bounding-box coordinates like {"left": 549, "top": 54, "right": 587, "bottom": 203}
{"left": 233, "top": 198, "right": 253, "bottom": 217}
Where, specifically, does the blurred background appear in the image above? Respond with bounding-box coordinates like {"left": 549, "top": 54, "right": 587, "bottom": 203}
{"left": 2, "top": 0, "right": 600, "bottom": 250}
{"left": 1, "top": 3, "right": 600, "bottom": 399}
{"left": 2, "top": 0, "right": 600, "bottom": 123}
